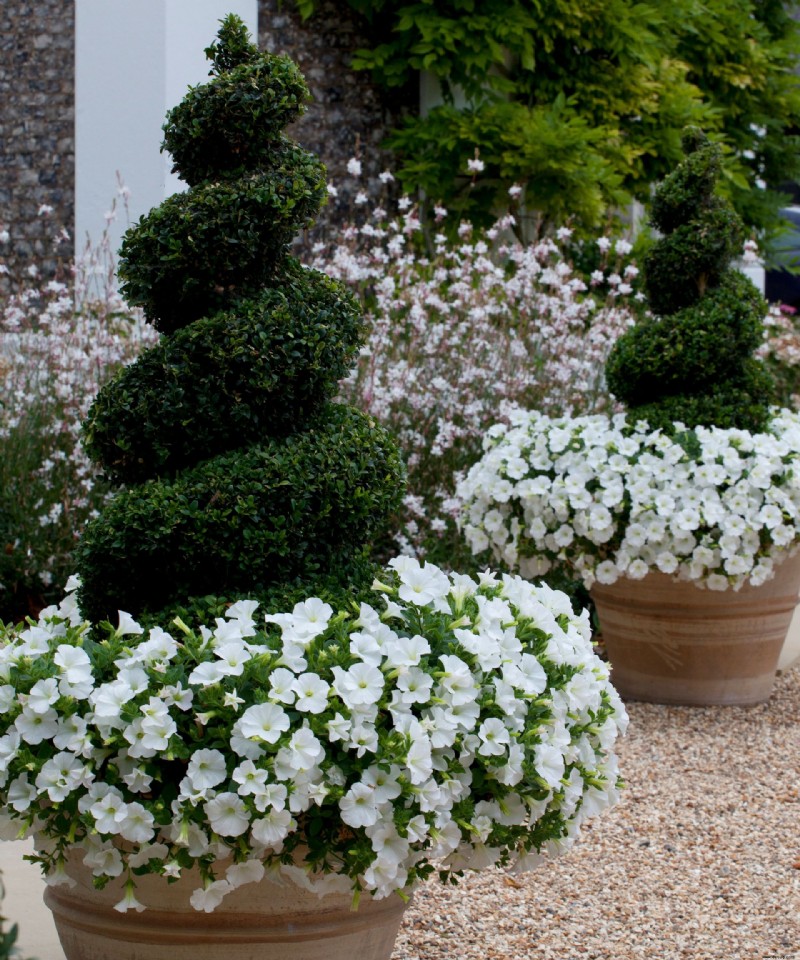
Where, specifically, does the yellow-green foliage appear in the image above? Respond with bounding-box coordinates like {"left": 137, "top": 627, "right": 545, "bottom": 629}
{"left": 295, "top": 0, "right": 800, "bottom": 240}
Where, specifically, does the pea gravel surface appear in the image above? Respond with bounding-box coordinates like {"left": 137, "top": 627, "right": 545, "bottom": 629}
{"left": 392, "top": 664, "right": 800, "bottom": 960}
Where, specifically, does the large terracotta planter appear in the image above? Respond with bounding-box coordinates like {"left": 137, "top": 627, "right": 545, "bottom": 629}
{"left": 43, "top": 851, "right": 408, "bottom": 960}
{"left": 591, "top": 551, "right": 800, "bottom": 706}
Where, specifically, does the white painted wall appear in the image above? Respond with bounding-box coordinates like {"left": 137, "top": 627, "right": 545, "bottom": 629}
{"left": 75, "top": 0, "right": 258, "bottom": 271}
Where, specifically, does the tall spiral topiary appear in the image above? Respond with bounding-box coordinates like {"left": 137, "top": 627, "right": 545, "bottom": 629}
{"left": 75, "top": 16, "right": 405, "bottom": 624}
{"left": 605, "top": 127, "right": 775, "bottom": 433}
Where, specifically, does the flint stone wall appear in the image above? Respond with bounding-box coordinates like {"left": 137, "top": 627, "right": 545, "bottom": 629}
{"left": 0, "top": 0, "right": 75, "bottom": 294}
{"left": 0, "top": 0, "right": 408, "bottom": 293}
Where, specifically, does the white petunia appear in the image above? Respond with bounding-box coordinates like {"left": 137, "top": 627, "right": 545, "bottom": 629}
{"left": 118, "top": 801, "right": 155, "bottom": 843}
{"left": 90, "top": 788, "right": 128, "bottom": 834}
{"left": 340, "top": 782, "right": 382, "bottom": 828}
{"left": 267, "top": 667, "right": 297, "bottom": 704}
{"left": 204, "top": 792, "right": 250, "bottom": 837}
{"left": 238, "top": 703, "right": 290, "bottom": 744}
{"left": 185, "top": 748, "right": 228, "bottom": 791}
{"left": 190, "top": 879, "right": 230, "bottom": 913}
{"left": 36, "top": 750, "right": 88, "bottom": 803}
{"left": 292, "top": 673, "right": 330, "bottom": 714}
{"left": 251, "top": 808, "right": 295, "bottom": 847}
{"left": 535, "top": 742, "right": 566, "bottom": 789}
{"left": 26, "top": 677, "right": 60, "bottom": 714}
{"left": 331, "top": 662, "right": 385, "bottom": 708}
{"left": 15, "top": 706, "right": 59, "bottom": 745}
{"left": 477, "top": 718, "right": 510, "bottom": 756}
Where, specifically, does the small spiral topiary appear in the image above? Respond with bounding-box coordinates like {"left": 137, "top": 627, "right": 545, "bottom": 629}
{"left": 605, "top": 127, "right": 775, "bottom": 433}
{"left": 76, "top": 16, "right": 405, "bottom": 624}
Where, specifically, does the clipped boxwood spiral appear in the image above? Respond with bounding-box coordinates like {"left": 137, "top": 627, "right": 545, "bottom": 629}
{"left": 75, "top": 15, "right": 405, "bottom": 624}
{"left": 605, "top": 128, "right": 775, "bottom": 433}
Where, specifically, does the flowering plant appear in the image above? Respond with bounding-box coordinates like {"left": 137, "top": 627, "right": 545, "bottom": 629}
{"left": 0, "top": 200, "right": 155, "bottom": 622}
{"left": 311, "top": 163, "right": 641, "bottom": 562}
{"left": 0, "top": 558, "right": 625, "bottom": 912}
{"left": 457, "top": 407, "right": 800, "bottom": 591}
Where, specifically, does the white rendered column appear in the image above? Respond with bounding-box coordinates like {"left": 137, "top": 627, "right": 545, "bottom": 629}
{"left": 75, "top": 0, "right": 258, "bottom": 271}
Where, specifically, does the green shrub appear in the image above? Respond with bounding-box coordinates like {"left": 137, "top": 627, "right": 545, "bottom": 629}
{"left": 76, "top": 15, "right": 405, "bottom": 626}
{"left": 605, "top": 128, "right": 775, "bottom": 432}
{"left": 294, "top": 0, "right": 800, "bottom": 242}
{"left": 83, "top": 261, "right": 364, "bottom": 484}
{"left": 118, "top": 143, "right": 327, "bottom": 332}
{"left": 163, "top": 20, "right": 309, "bottom": 185}
{"left": 76, "top": 404, "right": 403, "bottom": 623}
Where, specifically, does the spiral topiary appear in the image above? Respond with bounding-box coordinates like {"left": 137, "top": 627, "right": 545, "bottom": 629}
{"left": 76, "top": 16, "right": 405, "bottom": 624}
{"left": 605, "top": 127, "right": 775, "bottom": 433}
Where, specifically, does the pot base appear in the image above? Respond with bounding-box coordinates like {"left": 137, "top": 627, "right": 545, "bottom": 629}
{"left": 591, "top": 552, "right": 800, "bottom": 706}
{"left": 43, "top": 855, "right": 407, "bottom": 960}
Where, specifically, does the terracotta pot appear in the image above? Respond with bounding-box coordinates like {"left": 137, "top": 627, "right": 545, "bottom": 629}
{"left": 590, "top": 551, "right": 800, "bottom": 706}
{"left": 43, "top": 852, "right": 408, "bottom": 960}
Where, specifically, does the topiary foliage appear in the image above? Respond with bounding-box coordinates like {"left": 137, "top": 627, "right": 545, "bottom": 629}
{"left": 82, "top": 260, "right": 365, "bottom": 485}
{"left": 605, "top": 128, "right": 775, "bottom": 433}
{"left": 117, "top": 142, "right": 327, "bottom": 331}
{"left": 75, "top": 16, "right": 405, "bottom": 624}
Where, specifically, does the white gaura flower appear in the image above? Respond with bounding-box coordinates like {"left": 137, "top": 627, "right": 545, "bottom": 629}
{"left": 204, "top": 792, "right": 250, "bottom": 837}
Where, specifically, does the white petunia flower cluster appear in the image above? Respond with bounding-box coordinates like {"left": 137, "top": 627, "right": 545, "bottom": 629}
{"left": 457, "top": 408, "right": 800, "bottom": 590}
{"left": 0, "top": 561, "right": 626, "bottom": 911}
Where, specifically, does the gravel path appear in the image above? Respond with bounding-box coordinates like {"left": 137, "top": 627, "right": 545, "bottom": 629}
{"left": 393, "top": 664, "right": 800, "bottom": 960}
